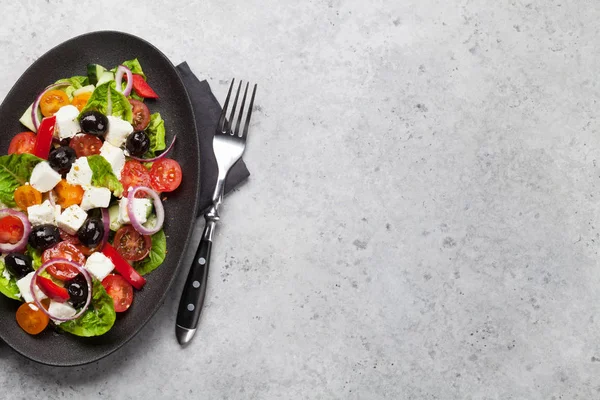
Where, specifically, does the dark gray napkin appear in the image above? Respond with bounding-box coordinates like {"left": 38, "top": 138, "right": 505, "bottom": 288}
{"left": 175, "top": 62, "right": 250, "bottom": 216}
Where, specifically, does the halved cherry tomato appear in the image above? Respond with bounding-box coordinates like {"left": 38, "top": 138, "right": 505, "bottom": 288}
{"left": 149, "top": 158, "right": 182, "bottom": 192}
{"left": 102, "top": 274, "right": 134, "bottom": 312}
{"left": 120, "top": 160, "right": 151, "bottom": 195}
{"left": 0, "top": 216, "right": 24, "bottom": 244}
{"left": 16, "top": 302, "right": 49, "bottom": 335}
{"left": 113, "top": 226, "right": 151, "bottom": 261}
{"left": 59, "top": 229, "right": 96, "bottom": 256}
{"left": 54, "top": 179, "right": 84, "bottom": 208}
{"left": 8, "top": 132, "right": 36, "bottom": 155}
{"left": 102, "top": 244, "right": 146, "bottom": 289}
{"left": 14, "top": 185, "right": 42, "bottom": 210}
{"left": 130, "top": 74, "right": 159, "bottom": 99}
{"left": 36, "top": 276, "right": 70, "bottom": 302}
{"left": 40, "top": 90, "right": 69, "bottom": 117}
{"left": 71, "top": 92, "right": 92, "bottom": 111}
{"left": 42, "top": 242, "right": 85, "bottom": 281}
{"left": 69, "top": 134, "right": 103, "bottom": 157}
{"left": 129, "top": 99, "right": 151, "bottom": 131}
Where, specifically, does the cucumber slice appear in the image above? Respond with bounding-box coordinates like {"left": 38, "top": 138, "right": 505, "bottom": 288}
{"left": 19, "top": 103, "right": 36, "bottom": 132}
{"left": 72, "top": 85, "right": 95, "bottom": 97}
{"left": 108, "top": 204, "right": 122, "bottom": 231}
{"left": 97, "top": 71, "right": 115, "bottom": 86}
{"left": 87, "top": 64, "right": 106, "bottom": 85}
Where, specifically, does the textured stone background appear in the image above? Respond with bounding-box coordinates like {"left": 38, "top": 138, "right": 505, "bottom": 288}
{"left": 1, "top": 0, "right": 599, "bottom": 398}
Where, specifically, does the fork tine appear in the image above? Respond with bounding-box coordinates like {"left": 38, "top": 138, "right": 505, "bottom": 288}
{"left": 218, "top": 79, "right": 235, "bottom": 133}
{"left": 234, "top": 82, "right": 249, "bottom": 137}
{"left": 227, "top": 81, "right": 243, "bottom": 134}
{"left": 242, "top": 84, "right": 257, "bottom": 139}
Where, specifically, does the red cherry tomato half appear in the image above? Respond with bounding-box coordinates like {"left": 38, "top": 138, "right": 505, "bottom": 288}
{"left": 149, "top": 158, "right": 182, "bottom": 193}
{"left": 0, "top": 215, "right": 24, "bottom": 244}
{"left": 69, "top": 134, "right": 103, "bottom": 158}
{"left": 113, "top": 226, "right": 151, "bottom": 261}
{"left": 42, "top": 242, "right": 85, "bottom": 281}
{"left": 102, "top": 274, "right": 134, "bottom": 312}
{"left": 120, "top": 160, "right": 151, "bottom": 196}
{"left": 129, "top": 99, "right": 151, "bottom": 131}
{"left": 59, "top": 229, "right": 96, "bottom": 256}
{"left": 8, "top": 132, "right": 36, "bottom": 155}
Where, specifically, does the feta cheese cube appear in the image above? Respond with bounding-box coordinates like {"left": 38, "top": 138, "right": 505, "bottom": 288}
{"left": 84, "top": 252, "right": 114, "bottom": 281}
{"left": 105, "top": 116, "right": 133, "bottom": 147}
{"left": 54, "top": 105, "right": 81, "bottom": 140}
{"left": 80, "top": 187, "right": 112, "bottom": 211}
{"left": 30, "top": 162, "right": 62, "bottom": 193}
{"left": 57, "top": 205, "right": 88, "bottom": 235}
{"left": 27, "top": 200, "right": 57, "bottom": 226}
{"left": 16, "top": 271, "right": 47, "bottom": 303}
{"left": 100, "top": 141, "right": 125, "bottom": 178}
{"left": 118, "top": 197, "right": 152, "bottom": 225}
{"left": 48, "top": 301, "right": 76, "bottom": 324}
{"left": 66, "top": 156, "right": 93, "bottom": 188}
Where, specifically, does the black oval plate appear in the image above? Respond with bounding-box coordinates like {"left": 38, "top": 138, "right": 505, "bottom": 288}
{"left": 0, "top": 31, "right": 199, "bottom": 366}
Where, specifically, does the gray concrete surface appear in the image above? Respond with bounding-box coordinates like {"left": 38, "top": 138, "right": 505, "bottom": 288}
{"left": 1, "top": 0, "right": 599, "bottom": 398}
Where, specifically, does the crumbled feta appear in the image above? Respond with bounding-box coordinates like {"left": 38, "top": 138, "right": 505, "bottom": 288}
{"left": 84, "top": 252, "right": 114, "bottom": 281}
{"left": 27, "top": 200, "right": 57, "bottom": 226}
{"left": 56, "top": 205, "right": 88, "bottom": 235}
{"left": 100, "top": 141, "right": 125, "bottom": 178}
{"left": 105, "top": 116, "right": 133, "bottom": 147}
{"left": 2, "top": 266, "right": 11, "bottom": 281}
{"left": 48, "top": 301, "right": 76, "bottom": 324}
{"left": 118, "top": 197, "right": 152, "bottom": 225}
{"left": 16, "top": 272, "right": 47, "bottom": 303}
{"left": 66, "top": 156, "right": 93, "bottom": 188}
{"left": 54, "top": 105, "right": 80, "bottom": 140}
{"left": 80, "top": 187, "right": 112, "bottom": 211}
{"left": 30, "top": 162, "right": 62, "bottom": 193}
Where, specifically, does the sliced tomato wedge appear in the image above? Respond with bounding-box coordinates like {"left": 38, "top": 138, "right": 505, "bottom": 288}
{"left": 130, "top": 74, "right": 159, "bottom": 99}
{"left": 129, "top": 99, "right": 151, "bottom": 131}
{"left": 59, "top": 229, "right": 96, "bottom": 256}
{"left": 8, "top": 132, "right": 36, "bottom": 155}
{"left": 113, "top": 226, "right": 151, "bottom": 261}
{"left": 42, "top": 242, "right": 85, "bottom": 280}
{"left": 0, "top": 215, "right": 25, "bottom": 244}
{"left": 69, "top": 134, "right": 102, "bottom": 157}
{"left": 102, "top": 274, "right": 134, "bottom": 312}
{"left": 120, "top": 160, "right": 151, "bottom": 195}
{"left": 149, "top": 158, "right": 182, "bottom": 192}
{"left": 16, "top": 302, "right": 49, "bottom": 335}
{"left": 102, "top": 244, "right": 146, "bottom": 290}
{"left": 36, "top": 276, "right": 70, "bottom": 302}
{"left": 33, "top": 116, "right": 56, "bottom": 159}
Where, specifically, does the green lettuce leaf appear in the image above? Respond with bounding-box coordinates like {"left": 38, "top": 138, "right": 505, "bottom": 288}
{"left": 59, "top": 279, "right": 116, "bottom": 337}
{"left": 145, "top": 113, "right": 166, "bottom": 157}
{"left": 111, "top": 58, "right": 146, "bottom": 80}
{"left": 56, "top": 76, "right": 89, "bottom": 99}
{"left": 80, "top": 81, "right": 133, "bottom": 123}
{"left": 134, "top": 229, "right": 166, "bottom": 275}
{"left": 25, "top": 245, "right": 42, "bottom": 270}
{"left": 87, "top": 155, "right": 123, "bottom": 197}
{"left": 0, "top": 261, "right": 20, "bottom": 300}
{"left": 0, "top": 154, "right": 44, "bottom": 207}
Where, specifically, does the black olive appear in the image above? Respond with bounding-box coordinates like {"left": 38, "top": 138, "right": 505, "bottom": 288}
{"left": 77, "top": 218, "right": 104, "bottom": 248}
{"left": 79, "top": 111, "right": 108, "bottom": 137}
{"left": 48, "top": 146, "right": 77, "bottom": 174}
{"left": 66, "top": 274, "right": 89, "bottom": 308}
{"left": 4, "top": 253, "right": 33, "bottom": 279}
{"left": 28, "top": 224, "right": 61, "bottom": 251}
{"left": 125, "top": 131, "right": 150, "bottom": 156}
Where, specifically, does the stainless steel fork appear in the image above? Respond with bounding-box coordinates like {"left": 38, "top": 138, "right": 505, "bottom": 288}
{"left": 176, "top": 79, "right": 257, "bottom": 345}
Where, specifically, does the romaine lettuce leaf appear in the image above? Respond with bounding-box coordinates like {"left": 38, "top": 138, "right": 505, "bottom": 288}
{"left": 59, "top": 279, "right": 116, "bottom": 337}
{"left": 25, "top": 245, "right": 42, "bottom": 270}
{"left": 0, "top": 261, "right": 20, "bottom": 300}
{"left": 145, "top": 113, "right": 166, "bottom": 157}
{"left": 134, "top": 229, "right": 166, "bottom": 275}
{"left": 0, "top": 154, "right": 43, "bottom": 207}
{"left": 80, "top": 81, "right": 133, "bottom": 123}
{"left": 87, "top": 155, "right": 123, "bottom": 197}
{"left": 56, "top": 76, "right": 89, "bottom": 99}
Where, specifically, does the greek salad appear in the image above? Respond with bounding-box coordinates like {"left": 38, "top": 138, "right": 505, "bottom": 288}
{"left": 0, "top": 59, "right": 182, "bottom": 337}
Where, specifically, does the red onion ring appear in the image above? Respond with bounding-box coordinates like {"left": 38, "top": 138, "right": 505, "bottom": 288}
{"left": 0, "top": 209, "right": 31, "bottom": 253}
{"left": 30, "top": 258, "right": 92, "bottom": 322}
{"left": 115, "top": 65, "right": 133, "bottom": 97}
{"left": 127, "top": 186, "right": 164, "bottom": 235}
{"left": 127, "top": 135, "right": 177, "bottom": 162}
{"left": 31, "top": 82, "right": 71, "bottom": 131}
{"left": 100, "top": 207, "right": 110, "bottom": 249}
{"left": 47, "top": 190, "right": 56, "bottom": 207}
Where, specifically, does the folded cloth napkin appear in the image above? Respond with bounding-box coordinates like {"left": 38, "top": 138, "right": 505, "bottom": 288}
{"left": 176, "top": 62, "right": 250, "bottom": 216}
